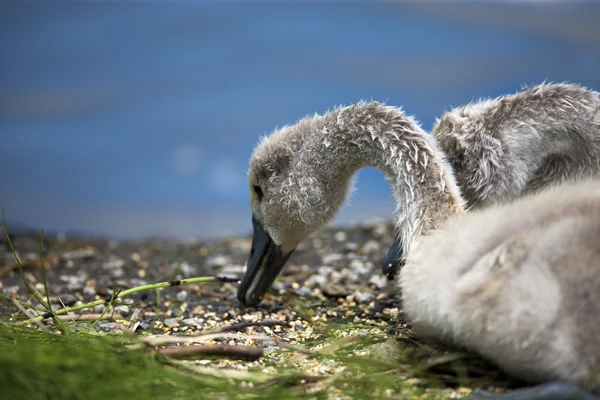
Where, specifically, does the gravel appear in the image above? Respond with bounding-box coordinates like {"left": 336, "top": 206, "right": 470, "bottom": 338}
{"left": 0, "top": 219, "right": 487, "bottom": 398}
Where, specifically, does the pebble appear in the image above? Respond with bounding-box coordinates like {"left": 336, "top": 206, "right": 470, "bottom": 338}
{"left": 138, "top": 321, "right": 151, "bottom": 330}
{"left": 61, "top": 248, "right": 95, "bottom": 261}
{"left": 294, "top": 286, "right": 312, "bottom": 298}
{"left": 362, "top": 240, "right": 381, "bottom": 254}
{"left": 177, "top": 261, "right": 194, "bottom": 277}
{"left": 59, "top": 294, "right": 77, "bottom": 306}
{"left": 205, "top": 255, "right": 231, "bottom": 269}
{"left": 176, "top": 290, "right": 189, "bottom": 302}
{"left": 97, "top": 321, "right": 119, "bottom": 331}
{"left": 344, "top": 242, "right": 358, "bottom": 252}
{"left": 220, "top": 264, "right": 245, "bottom": 275}
{"left": 322, "top": 253, "right": 344, "bottom": 265}
{"left": 93, "top": 304, "right": 106, "bottom": 314}
{"left": 114, "top": 305, "right": 130, "bottom": 317}
{"left": 110, "top": 268, "right": 125, "bottom": 279}
{"left": 348, "top": 259, "right": 370, "bottom": 275}
{"left": 334, "top": 231, "right": 348, "bottom": 242}
{"left": 103, "top": 256, "right": 125, "bottom": 270}
{"left": 183, "top": 318, "right": 202, "bottom": 328}
{"left": 369, "top": 274, "right": 388, "bottom": 290}
{"left": 164, "top": 318, "right": 179, "bottom": 328}
{"left": 227, "top": 239, "right": 251, "bottom": 253}
{"left": 4, "top": 285, "right": 20, "bottom": 295}
{"left": 317, "top": 266, "right": 334, "bottom": 276}
{"left": 352, "top": 291, "right": 375, "bottom": 304}
{"left": 304, "top": 274, "right": 327, "bottom": 288}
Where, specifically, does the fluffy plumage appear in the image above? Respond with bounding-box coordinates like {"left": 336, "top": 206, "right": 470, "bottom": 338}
{"left": 383, "top": 82, "right": 600, "bottom": 279}
{"left": 245, "top": 97, "right": 600, "bottom": 397}
{"left": 435, "top": 82, "right": 600, "bottom": 210}
{"left": 400, "top": 180, "right": 600, "bottom": 390}
{"left": 247, "top": 101, "right": 464, "bottom": 257}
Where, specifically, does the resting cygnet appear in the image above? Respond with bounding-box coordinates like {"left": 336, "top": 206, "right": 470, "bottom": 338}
{"left": 383, "top": 82, "right": 600, "bottom": 280}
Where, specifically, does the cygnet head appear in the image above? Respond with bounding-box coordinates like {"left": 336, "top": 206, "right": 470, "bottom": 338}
{"left": 238, "top": 113, "right": 355, "bottom": 306}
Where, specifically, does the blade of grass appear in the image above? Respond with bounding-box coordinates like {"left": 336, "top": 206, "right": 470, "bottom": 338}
{"left": 14, "top": 276, "right": 221, "bottom": 326}
{"left": 39, "top": 227, "right": 70, "bottom": 335}
{"left": 2, "top": 206, "right": 49, "bottom": 311}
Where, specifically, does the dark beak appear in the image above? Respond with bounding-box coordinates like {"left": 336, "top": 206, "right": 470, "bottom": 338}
{"left": 382, "top": 231, "right": 404, "bottom": 280}
{"left": 237, "top": 215, "right": 294, "bottom": 307}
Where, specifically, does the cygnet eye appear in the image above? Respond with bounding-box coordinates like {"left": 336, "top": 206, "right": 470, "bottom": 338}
{"left": 253, "top": 185, "right": 264, "bottom": 202}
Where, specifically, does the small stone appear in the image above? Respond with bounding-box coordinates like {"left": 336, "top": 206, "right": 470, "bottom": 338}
{"left": 353, "top": 291, "right": 375, "bottom": 304}
{"left": 59, "top": 294, "right": 77, "bottom": 306}
{"left": 176, "top": 261, "right": 194, "bottom": 277}
{"left": 369, "top": 274, "right": 388, "bottom": 290}
{"left": 103, "top": 256, "right": 125, "bottom": 270}
{"left": 183, "top": 318, "right": 202, "bottom": 328}
{"left": 220, "top": 264, "right": 245, "bottom": 275}
{"left": 111, "top": 268, "right": 125, "bottom": 279}
{"left": 176, "top": 290, "right": 189, "bottom": 302}
{"left": 97, "top": 321, "right": 119, "bottom": 332}
{"left": 305, "top": 274, "right": 327, "bottom": 288}
{"left": 3, "top": 285, "right": 20, "bottom": 296}
{"left": 295, "top": 286, "right": 312, "bottom": 298}
{"left": 362, "top": 240, "right": 381, "bottom": 254}
{"left": 114, "top": 305, "right": 130, "bottom": 317}
{"left": 348, "top": 259, "right": 369, "bottom": 275}
{"left": 138, "top": 321, "right": 151, "bottom": 330}
{"left": 205, "top": 255, "right": 231, "bottom": 269}
{"left": 227, "top": 239, "right": 251, "bottom": 253}
{"left": 66, "top": 282, "right": 84, "bottom": 292}
{"left": 317, "top": 266, "right": 334, "bottom": 276}
{"left": 164, "top": 318, "right": 179, "bottom": 328}
{"left": 322, "top": 254, "right": 344, "bottom": 265}
{"left": 334, "top": 231, "right": 347, "bottom": 242}
{"left": 93, "top": 304, "right": 106, "bottom": 314}
{"left": 344, "top": 242, "right": 358, "bottom": 252}
{"left": 61, "top": 248, "right": 95, "bottom": 261}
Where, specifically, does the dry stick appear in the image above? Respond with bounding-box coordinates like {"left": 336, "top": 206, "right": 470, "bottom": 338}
{"left": 157, "top": 343, "right": 264, "bottom": 361}
{"left": 0, "top": 256, "right": 58, "bottom": 277}
{"left": 14, "top": 275, "right": 239, "bottom": 326}
{"left": 11, "top": 299, "right": 45, "bottom": 329}
{"left": 198, "top": 319, "right": 289, "bottom": 335}
{"left": 57, "top": 313, "right": 125, "bottom": 322}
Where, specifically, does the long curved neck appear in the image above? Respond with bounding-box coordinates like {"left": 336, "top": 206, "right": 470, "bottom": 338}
{"left": 317, "top": 101, "right": 466, "bottom": 254}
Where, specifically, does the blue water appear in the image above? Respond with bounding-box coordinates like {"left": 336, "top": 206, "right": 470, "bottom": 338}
{"left": 1, "top": 1, "right": 599, "bottom": 239}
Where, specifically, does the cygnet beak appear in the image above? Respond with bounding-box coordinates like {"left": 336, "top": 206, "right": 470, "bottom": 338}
{"left": 237, "top": 215, "right": 294, "bottom": 307}
{"left": 382, "top": 231, "right": 404, "bottom": 280}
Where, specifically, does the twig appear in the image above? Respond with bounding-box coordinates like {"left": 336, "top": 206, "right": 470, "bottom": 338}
{"left": 144, "top": 331, "right": 312, "bottom": 357}
{"left": 57, "top": 313, "right": 124, "bottom": 321}
{"left": 197, "top": 319, "right": 289, "bottom": 335}
{"left": 157, "top": 344, "right": 264, "bottom": 361}
{"left": 11, "top": 299, "right": 45, "bottom": 329}
{"left": 0, "top": 256, "right": 58, "bottom": 277}
{"left": 168, "top": 359, "right": 273, "bottom": 382}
